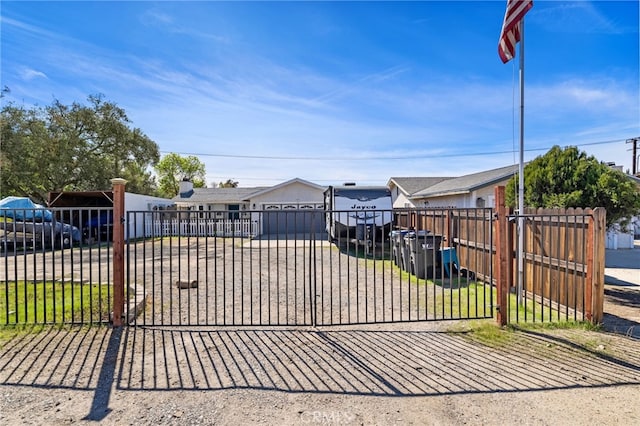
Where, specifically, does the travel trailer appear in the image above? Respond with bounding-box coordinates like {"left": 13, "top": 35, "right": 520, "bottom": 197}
{"left": 324, "top": 184, "right": 393, "bottom": 245}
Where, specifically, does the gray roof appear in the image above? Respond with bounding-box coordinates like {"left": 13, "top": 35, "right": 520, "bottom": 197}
{"left": 388, "top": 177, "right": 455, "bottom": 196}
{"left": 412, "top": 164, "right": 520, "bottom": 198}
{"left": 173, "top": 187, "right": 268, "bottom": 204}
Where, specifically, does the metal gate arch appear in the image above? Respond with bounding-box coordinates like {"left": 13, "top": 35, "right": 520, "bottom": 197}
{"left": 123, "top": 207, "right": 497, "bottom": 327}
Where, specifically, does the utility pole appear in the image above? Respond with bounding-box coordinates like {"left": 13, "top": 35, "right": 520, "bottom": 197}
{"left": 627, "top": 137, "right": 639, "bottom": 175}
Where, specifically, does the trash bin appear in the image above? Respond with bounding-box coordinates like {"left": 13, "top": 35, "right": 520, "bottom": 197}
{"left": 400, "top": 231, "right": 416, "bottom": 271}
{"left": 390, "top": 230, "right": 410, "bottom": 267}
{"left": 410, "top": 234, "right": 443, "bottom": 278}
{"left": 440, "top": 247, "right": 459, "bottom": 277}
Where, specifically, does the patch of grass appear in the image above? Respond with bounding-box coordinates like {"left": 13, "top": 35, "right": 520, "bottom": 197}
{"left": 448, "top": 320, "right": 516, "bottom": 347}
{"left": 425, "top": 281, "right": 495, "bottom": 319}
{"left": 448, "top": 318, "right": 602, "bottom": 349}
{"left": 0, "top": 281, "right": 112, "bottom": 326}
{"left": 504, "top": 293, "right": 595, "bottom": 325}
{"left": 506, "top": 321, "right": 611, "bottom": 355}
{"left": 339, "top": 243, "right": 393, "bottom": 260}
{"left": 508, "top": 320, "right": 601, "bottom": 332}
{"left": 0, "top": 324, "right": 47, "bottom": 347}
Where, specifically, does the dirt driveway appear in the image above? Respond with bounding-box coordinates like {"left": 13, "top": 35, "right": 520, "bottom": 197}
{"left": 0, "top": 241, "right": 639, "bottom": 425}
{"left": 1, "top": 320, "right": 639, "bottom": 425}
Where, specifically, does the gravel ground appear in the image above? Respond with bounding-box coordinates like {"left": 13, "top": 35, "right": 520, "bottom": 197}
{"left": 0, "top": 323, "right": 639, "bottom": 425}
{"left": 1, "top": 240, "right": 638, "bottom": 425}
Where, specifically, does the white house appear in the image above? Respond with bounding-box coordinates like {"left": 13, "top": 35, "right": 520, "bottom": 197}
{"left": 172, "top": 178, "right": 326, "bottom": 235}
{"left": 606, "top": 173, "right": 640, "bottom": 249}
{"left": 387, "top": 177, "right": 454, "bottom": 209}
{"left": 390, "top": 165, "right": 520, "bottom": 209}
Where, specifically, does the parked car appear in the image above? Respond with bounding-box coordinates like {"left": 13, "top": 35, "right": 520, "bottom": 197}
{"left": 0, "top": 196, "right": 81, "bottom": 251}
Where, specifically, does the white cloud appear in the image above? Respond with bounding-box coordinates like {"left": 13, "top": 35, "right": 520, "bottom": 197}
{"left": 533, "top": 2, "right": 634, "bottom": 35}
{"left": 20, "top": 68, "right": 48, "bottom": 81}
{"left": 3, "top": 6, "right": 637, "bottom": 186}
{"left": 531, "top": 78, "right": 635, "bottom": 111}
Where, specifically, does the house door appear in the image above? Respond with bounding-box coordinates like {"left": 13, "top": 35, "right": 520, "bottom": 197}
{"left": 228, "top": 204, "right": 240, "bottom": 220}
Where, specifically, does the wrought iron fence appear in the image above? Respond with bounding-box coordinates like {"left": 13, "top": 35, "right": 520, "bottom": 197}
{"left": 0, "top": 207, "right": 113, "bottom": 325}
{"left": 0, "top": 201, "right": 604, "bottom": 327}
{"left": 126, "top": 208, "right": 495, "bottom": 327}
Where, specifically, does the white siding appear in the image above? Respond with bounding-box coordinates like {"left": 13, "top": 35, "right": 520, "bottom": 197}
{"left": 125, "top": 193, "right": 173, "bottom": 211}
{"left": 124, "top": 193, "right": 173, "bottom": 240}
{"left": 412, "top": 180, "right": 511, "bottom": 209}
{"left": 392, "top": 192, "right": 417, "bottom": 209}
{"left": 249, "top": 181, "right": 324, "bottom": 209}
{"left": 418, "top": 194, "right": 468, "bottom": 208}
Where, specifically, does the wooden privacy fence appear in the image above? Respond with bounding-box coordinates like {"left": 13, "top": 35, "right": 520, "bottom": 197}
{"left": 507, "top": 205, "right": 606, "bottom": 324}
{"left": 394, "top": 186, "right": 606, "bottom": 325}
{"left": 394, "top": 207, "right": 495, "bottom": 287}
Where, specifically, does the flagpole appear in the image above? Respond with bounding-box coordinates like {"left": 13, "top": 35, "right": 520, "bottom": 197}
{"left": 517, "top": 19, "right": 526, "bottom": 305}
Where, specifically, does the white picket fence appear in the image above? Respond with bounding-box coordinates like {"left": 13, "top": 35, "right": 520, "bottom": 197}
{"left": 145, "top": 219, "right": 259, "bottom": 238}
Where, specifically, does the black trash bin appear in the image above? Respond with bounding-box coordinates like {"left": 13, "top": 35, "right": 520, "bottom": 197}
{"left": 410, "top": 233, "right": 443, "bottom": 279}
{"left": 403, "top": 230, "right": 430, "bottom": 272}
{"left": 401, "top": 231, "right": 417, "bottom": 272}
{"left": 390, "top": 230, "right": 410, "bottom": 267}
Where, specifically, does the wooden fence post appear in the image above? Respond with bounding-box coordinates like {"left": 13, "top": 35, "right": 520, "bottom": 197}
{"left": 495, "top": 186, "right": 509, "bottom": 326}
{"left": 590, "top": 207, "right": 606, "bottom": 323}
{"left": 111, "top": 178, "right": 127, "bottom": 327}
{"left": 445, "top": 209, "right": 452, "bottom": 248}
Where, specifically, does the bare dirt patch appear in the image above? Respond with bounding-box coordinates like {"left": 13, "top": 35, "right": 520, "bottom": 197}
{"left": 1, "top": 243, "right": 638, "bottom": 424}
{"left": 1, "top": 322, "right": 639, "bottom": 425}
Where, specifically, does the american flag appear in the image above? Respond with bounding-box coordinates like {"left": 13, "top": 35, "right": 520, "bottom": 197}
{"left": 498, "top": 0, "right": 533, "bottom": 63}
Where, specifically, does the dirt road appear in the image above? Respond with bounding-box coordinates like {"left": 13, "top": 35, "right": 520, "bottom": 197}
{"left": 0, "top": 322, "right": 639, "bottom": 425}
{"left": 0, "top": 242, "right": 638, "bottom": 425}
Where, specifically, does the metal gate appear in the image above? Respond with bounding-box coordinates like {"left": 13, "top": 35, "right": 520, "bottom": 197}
{"left": 125, "top": 208, "right": 495, "bottom": 327}
{"left": 0, "top": 188, "right": 603, "bottom": 327}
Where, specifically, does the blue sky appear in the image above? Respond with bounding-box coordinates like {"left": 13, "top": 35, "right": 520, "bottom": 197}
{"left": 2, "top": 1, "right": 638, "bottom": 187}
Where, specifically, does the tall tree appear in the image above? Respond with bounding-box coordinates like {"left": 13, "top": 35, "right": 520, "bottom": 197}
{"left": 218, "top": 179, "right": 239, "bottom": 188}
{"left": 155, "top": 153, "right": 206, "bottom": 198}
{"left": 1, "top": 95, "right": 160, "bottom": 203}
{"left": 506, "top": 145, "right": 640, "bottom": 229}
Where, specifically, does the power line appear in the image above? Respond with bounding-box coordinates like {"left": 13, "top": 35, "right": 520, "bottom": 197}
{"left": 160, "top": 138, "right": 628, "bottom": 161}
